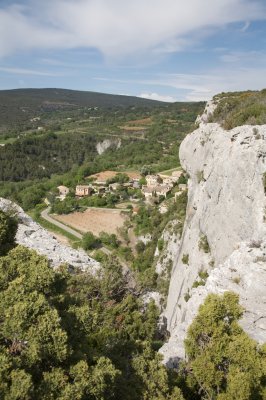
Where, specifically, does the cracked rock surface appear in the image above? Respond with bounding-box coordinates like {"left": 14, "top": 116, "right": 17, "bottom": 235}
{"left": 160, "top": 120, "right": 266, "bottom": 366}
{"left": 0, "top": 198, "right": 100, "bottom": 273}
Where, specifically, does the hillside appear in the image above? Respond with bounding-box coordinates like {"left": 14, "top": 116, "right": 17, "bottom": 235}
{"left": 0, "top": 88, "right": 167, "bottom": 134}
{"left": 0, "top": 92, "right": 265, "bottom": 399}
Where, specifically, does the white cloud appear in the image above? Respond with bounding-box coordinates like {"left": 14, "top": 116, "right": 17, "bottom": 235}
{"left": 156, "top": 68, "right": 266, "bottom": 100}
{"left": 96, "top": 66, "right": 266, "bottom": 101}
{"left": 139, "top": 93, "right": 177, "bottom": 102}
{"left": 0, "top": 66, "right": 63, "bottom": 76}
{"left": 0, "top": 0, "right": 265, "bottom": 58}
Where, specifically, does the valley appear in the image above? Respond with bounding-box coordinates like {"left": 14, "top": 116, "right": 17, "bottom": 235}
{"left": 0, "top": 88, "right": 266, "bottom": 399}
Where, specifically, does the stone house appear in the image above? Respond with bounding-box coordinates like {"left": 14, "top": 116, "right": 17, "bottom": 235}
{"left": 75, "top": 185, "right": 93, "bottom": 197}
{"left": 162, "top": 177, "right": 174, "bottom": 187}
{"left": 109, "top": 183, "right": 120, "bottom": 191}
{"left": 57, "top": 185, "right": 69, "bottom": 197}
{"left": 142, "top": 185, "right": 171, "bottom": 199}
{"left": 146, "top": 175, "right": 159, "bottom": 187}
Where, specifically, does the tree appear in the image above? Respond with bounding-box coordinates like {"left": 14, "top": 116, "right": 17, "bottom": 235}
{"left": 82, "top": 232, "right": 100, "bottom": 250}
{"left": 0, "top": 210, "right": 17, "bottom": 256}
{"left": 184, "top": 292, "right": 266, "bottom": 400}
{"left": 132, "top": 345, "right": 185, "bottom": 400}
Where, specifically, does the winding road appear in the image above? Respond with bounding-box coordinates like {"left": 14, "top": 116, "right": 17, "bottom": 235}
{"left": 41, "top": 207, "right": 82, "bottom": 239}
{"left": 41, "top": 206, "right": 134, "bottom": 283}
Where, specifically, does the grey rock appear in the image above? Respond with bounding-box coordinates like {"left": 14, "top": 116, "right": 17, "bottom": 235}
{"left": 160, "top": 114, "right": 266, "bottom": 364}
{"left": 0, "top": 198, "right": 100, "bottom": 273}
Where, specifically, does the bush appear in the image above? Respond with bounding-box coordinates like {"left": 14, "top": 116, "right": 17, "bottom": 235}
{"left": 0, "top": 210, "right": 18, "bottom": 256}
{"left": 82, "top": 232, "right": 100, "bottom": 250}
{"left": 196, "top": 170, "right": 204, "bottom": 183}
{"left": 182, "top": 253, "right": 189, "bottom": 265}
{"left": 211, "top": 89, "right": 266, "bottom": 129}
{"left": 99, "top": 231, "right": 119, "bottom": 249}
{"left": 184, "top": 292, "right": 266, "bottom": 399}
{"left": 198, "top": 234, "right": 210, "bottom": 253}
{"left": 157, "top": 238, "right": 164, "bottom": 252}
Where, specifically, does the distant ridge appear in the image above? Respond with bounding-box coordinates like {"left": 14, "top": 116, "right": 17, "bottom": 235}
{"left": 0, "top": 88, "right": 170, "bottom": 131}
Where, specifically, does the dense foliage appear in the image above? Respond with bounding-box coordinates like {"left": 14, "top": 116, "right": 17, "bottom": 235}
{"left": 184, "top": 292, "right": 266, "bottom": 399}
{"left": 0, "top": 211, "right": 182, "bottom": 399}
{"left": 0, "top": 212, "right": 265, "bottom": 399}
{"left": 0, "top": 132, "right": 98, "bottom": 181}
{"left": 210, "top": 89, "right": 266, "bottom": 129}
{"left": 0, "top": 210, "right": 18, "bottom": 256}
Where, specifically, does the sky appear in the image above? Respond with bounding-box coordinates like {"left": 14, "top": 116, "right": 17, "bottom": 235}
{"left": 0, "top": 0, "right": 266, "bottom": 101}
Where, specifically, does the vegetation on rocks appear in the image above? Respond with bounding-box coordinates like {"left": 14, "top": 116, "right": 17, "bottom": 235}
{"left": 184, "top": 292, "right": 266, "bottom": 400}
{"left": 210, "top": 89, "right": 266, "bottom": 130}
{"left": 198, "top": 235, "right": 210, "bottom": 253}
{"left": 0, "top": 211, "right": 265, "bottom": 399}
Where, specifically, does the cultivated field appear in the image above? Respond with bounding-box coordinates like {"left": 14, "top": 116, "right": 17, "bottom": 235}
{"left": 53, "top": 208, "right": 128, "bottom": 237}
{"left": 88, "top": 170, "right": 141, "bottom": 181}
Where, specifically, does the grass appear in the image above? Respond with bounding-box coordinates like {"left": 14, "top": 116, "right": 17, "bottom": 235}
{"left": 0, "top": 137, "right": 17, "bottom": 145}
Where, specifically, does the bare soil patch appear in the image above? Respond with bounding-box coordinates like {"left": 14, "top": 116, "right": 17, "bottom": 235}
{"left": 54, "top": 208, "right": 127, "bottom": 237}
{"left": 119, "top": 126, "right": 147, "bottom": 131}
{"left": 126, "top": 117, "right": 152, "bottom": 125}
{"left": 88, "top": 170, "right": 141, "bottom": 181}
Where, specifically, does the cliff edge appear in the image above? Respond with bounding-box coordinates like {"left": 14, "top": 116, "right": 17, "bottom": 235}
{"left": 0, "top": 198, "right": 99, "bottom": 273}
{"left": 160, "top": 104, "right": 266, "bottom": 366}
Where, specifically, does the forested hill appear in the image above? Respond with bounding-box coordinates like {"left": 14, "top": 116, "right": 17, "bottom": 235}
{"left": 0, "top": 88, "right": 166, "bottom": 132}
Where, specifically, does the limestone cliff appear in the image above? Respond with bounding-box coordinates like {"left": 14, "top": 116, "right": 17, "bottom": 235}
{"left": 0, "top": 198, "right": 99, "bottom": 273}
{"left": 96, "top": 138, "right": 121, "bottom": 155}
{"left": 160, "top": 107, "right": 266, "bottom": 366}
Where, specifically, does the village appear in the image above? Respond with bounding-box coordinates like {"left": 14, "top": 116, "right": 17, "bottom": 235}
{"left": 56, "top": 168, "right": 187, "bottom": 214}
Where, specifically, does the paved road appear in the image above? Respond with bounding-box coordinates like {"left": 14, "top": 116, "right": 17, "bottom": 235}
{"left": 41, "top": 207, "right": 83, "bottom": 239}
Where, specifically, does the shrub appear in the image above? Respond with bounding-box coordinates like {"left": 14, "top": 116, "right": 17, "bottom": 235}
{"left": 157, "top": 238, "right": 164, "bottom": 252}
{"left": 182, "top": 253, "right": 189, "bottom": 265}
{"left": 196, "top": 170, "right": 204, "bottom": 183}
{"left": 184, "top": 292, "right": 265, "bottom": 399}
{"left": 198, "top": 234, "right": 210, "bottom": 253}
{"left": 211, "top": 89, "right": 266, "bottom": 129}
{"left": 192, "top": 269, "right": 209, "bottom": 288}
{"left": 0, "top": 210, "right": 18, "bottom": 256}
{"left": 184, "top": 291, "right": 191, "bottom": 302}
{"left": 232, "top": 276, "right": 241, "bottom": 285}
{"left": 82, "top": 232, "right": 100, "bottom": 250}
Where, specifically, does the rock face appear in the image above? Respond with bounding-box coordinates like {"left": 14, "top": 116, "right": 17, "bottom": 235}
{"left": 0, "top": 198, "right": 100, "bottom": 273}
{"left": 96, "top": 139, "right": 121, "bottom": 155}
{"left": 155, "top": 220, "right": 181, "bottom": 275}
{"left": 160, "top": 114, "right": 266, "bottom": 366}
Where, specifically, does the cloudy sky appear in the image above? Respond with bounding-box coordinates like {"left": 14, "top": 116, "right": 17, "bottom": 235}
{"left": 0, "top": 0, "right": 266, "bottom": 101}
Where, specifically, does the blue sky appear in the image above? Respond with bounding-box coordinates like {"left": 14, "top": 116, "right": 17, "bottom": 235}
{"left": 0, "top": 0, "right": 266, "bottom": 101}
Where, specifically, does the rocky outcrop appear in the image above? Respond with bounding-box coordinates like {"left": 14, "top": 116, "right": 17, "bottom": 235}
{"left": 96, "top": 138, "right": 121, "bottom": 155}
{"left": 155, "top": 220, "right": 181, "bottom": 275}
{"left": 0, "top": 198, "right": 100, "bottom": 273}
{"left": 160, "top": 114, "right": 266, "bottom": 366}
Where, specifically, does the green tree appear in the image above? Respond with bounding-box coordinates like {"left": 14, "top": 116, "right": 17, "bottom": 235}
{"left": 184, "top": 292, "right": 266, "bottom": 400}
{"left": 132, "top": 345, "right": 184, "bottom": 400}
{"left": 0, "top": 210, "right": 18, "bottom": 256}
{"left": 82, "top": 232, "right": 100, "bottom": 250}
